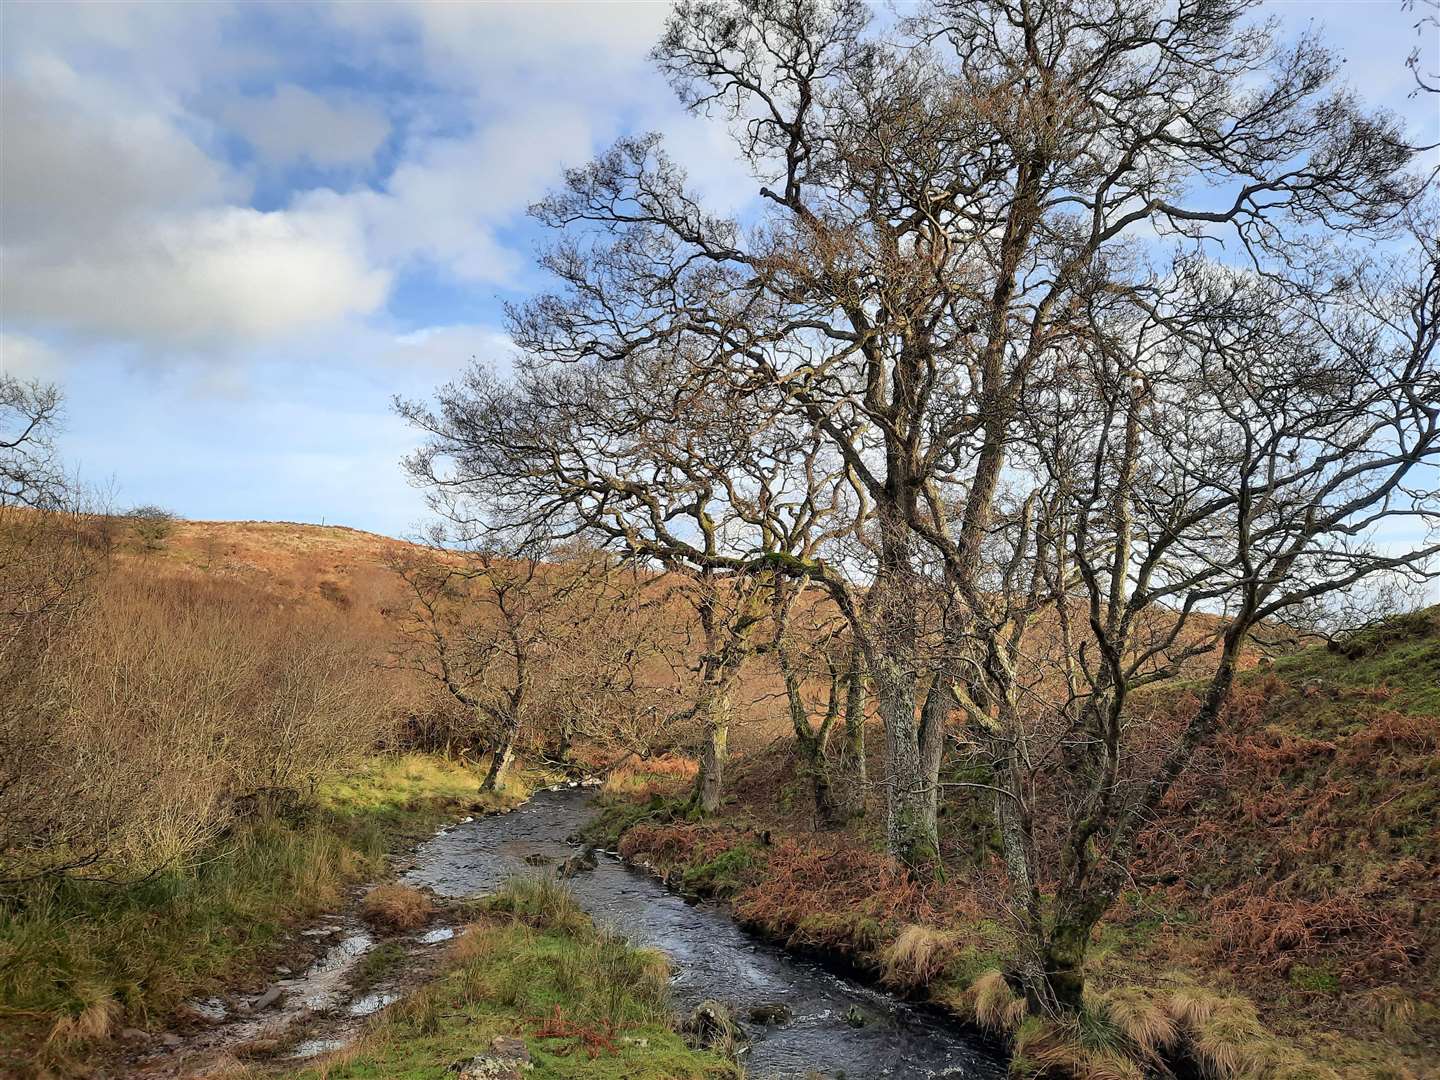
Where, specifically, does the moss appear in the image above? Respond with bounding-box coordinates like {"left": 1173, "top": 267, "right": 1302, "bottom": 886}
{"left": 680, "top": 843, "right": 762, "bottom": 897}
{"left": 1288, "top": 964, "right": 1341, "bottom": 994}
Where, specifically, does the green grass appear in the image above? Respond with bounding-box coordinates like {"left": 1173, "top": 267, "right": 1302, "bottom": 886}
{"left": 283, "top": 880, "right": 736, "bottom": 1080}
{"left": 573, "top": 794, "right": 685, "bottom": 849}
{"left": 0, "top": 753, "right": 492, "bottom": 1073}
{"left": 1272, "top": 606, "right": 1440, "bottom": 719}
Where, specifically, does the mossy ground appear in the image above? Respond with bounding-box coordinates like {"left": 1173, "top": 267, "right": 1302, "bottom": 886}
{"left": 278, "top": 878, "right": 736, "bottom": 1080}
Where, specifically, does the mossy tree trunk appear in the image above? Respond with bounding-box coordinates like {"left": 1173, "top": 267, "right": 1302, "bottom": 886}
{"left": 837, "top": 647, "right": 868, "bottom": 820}
{"left": 778, "top": 644, "right": 844, "bottom": 827}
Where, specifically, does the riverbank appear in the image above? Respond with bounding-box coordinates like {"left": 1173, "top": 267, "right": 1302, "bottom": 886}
{"left": 591, "top": 615, "right": 1440, "bottom": 1080}
{"left": 0, "top": 754, "right": 522, "bottom": 1078}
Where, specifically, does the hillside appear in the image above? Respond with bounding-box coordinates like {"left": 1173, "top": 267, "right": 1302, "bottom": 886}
{"left": 113, "top": 517, "right": 420, "bottom": 611}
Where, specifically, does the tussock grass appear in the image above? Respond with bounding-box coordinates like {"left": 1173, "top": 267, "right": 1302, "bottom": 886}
{"left": 972, "top": 969, "right": 1026, "bottom": 1033}
{"left": 881, "top": 924, "right": 956, "bottom": 988}
{"left": 1099, "top": 986, "right": 1178, "bottom": 1059}
{"left": 488, "top": 875, "right": 589, "bottom": 935}
{"left": 360, "top": 884, "right": 435, "bottom": 932}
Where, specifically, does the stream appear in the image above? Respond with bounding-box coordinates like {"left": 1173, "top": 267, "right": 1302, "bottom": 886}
{"left": 405, "top": 786, "right": 1005, "bottom": 1080}
{"left": 135, "top": 787, "right": 1005, "bottom": 1078}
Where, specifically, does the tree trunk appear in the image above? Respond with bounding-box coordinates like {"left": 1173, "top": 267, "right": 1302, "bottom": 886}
{"left": 875, "top": 658, "right": 936, "bottom": 865}
{"left": 781, "top": 657, "right": 843, "bottom": 827}
{"left": 835, "top": 664, "right": 868, "bottom": 822}
{"left": 692, "top": 681, "right": 733, "bottom": 815}
{"left": 1037, "top": 896, "right": 1107, "bottom": 1014}
{"left": 841, "top": 656, "right": 867, "bottom": 793}
{"left": 917, "top": 665, "right": 955, "bottom": 835}
{"left": 482, "top": 719, "right": 519, "bottom": 793}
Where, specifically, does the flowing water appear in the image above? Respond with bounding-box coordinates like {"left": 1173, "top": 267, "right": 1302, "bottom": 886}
{"left": 406, "top": 786, "right": 1006, "bottom": 1080}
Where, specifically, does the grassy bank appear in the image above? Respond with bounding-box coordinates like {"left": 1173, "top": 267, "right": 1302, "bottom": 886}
{"left": 600, "top": 616, "right": 1440, "bottom": 1080}
{"left": 0, "top": 754, "right": 509, "bottom": 1076}
{"left": 279, "top": 877, "right": 737, "bottom": 1080}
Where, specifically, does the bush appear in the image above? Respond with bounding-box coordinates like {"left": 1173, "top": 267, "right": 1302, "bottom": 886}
{"left": 1, "top": 567, "right": 394, "bottom": 887}
{"left": 124, "top": 504, "right": 177, "bottom": 552}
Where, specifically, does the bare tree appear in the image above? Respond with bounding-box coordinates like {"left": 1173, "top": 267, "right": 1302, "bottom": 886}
{"left": 399, "top": 354, "right": 858, "bottom": 813}
{"left": 951, "top": 223, "right": 1439, "bottom": 1013}
{"left": 1404, "top": 0, "right": 1439, "bottom": 94}
{"left": 760, "top": 576, "right": 868, "bottom": 825}
{"left": 1, "top": 376, "right": 64, "bottom": 510}
{"left": 389, "top": 545, "right": 600, "bottom": 791}
{"left": 487, "top": 0, "right": 1420, "bottom": 864}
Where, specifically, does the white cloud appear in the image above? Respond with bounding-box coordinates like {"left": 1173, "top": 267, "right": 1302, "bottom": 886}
{"left": 0, "top": 333, "right": 64, "bottom": 380}
{"left": 2, "top": 205, "right": 389, "bottom": 348}
{"left": 348, "top": 102, "right": 597, "bottom": 284}
{"left": 0, "top": 58, "right": 234, "bottom": 247}
{"left": 386, "top": 324, "right": 516, "bottom": 372}
{"left": 226, "top": 84, "right": 389, "bottom": 168}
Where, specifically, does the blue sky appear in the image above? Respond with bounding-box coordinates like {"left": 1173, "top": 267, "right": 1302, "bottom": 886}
{"left": 1, "top": 0, "right": 1436, "bottom": 541}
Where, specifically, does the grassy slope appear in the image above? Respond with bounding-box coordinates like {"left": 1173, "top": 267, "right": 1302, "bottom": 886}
{"left": 606, "top": 610, "right": 1440, "bottom": 1079}
{"left": 280, "top": 878, "right": 736, "bottom": 1080}
{"left": 0, "top": 755, "right": 505, "bottom": 1076}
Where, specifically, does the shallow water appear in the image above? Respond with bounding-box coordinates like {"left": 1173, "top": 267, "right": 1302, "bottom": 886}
{"left": 405, "top": 787, "right": 1005, "bottom": 1080}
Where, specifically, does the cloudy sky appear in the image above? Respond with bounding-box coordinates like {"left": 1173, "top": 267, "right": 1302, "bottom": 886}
{"left": 1, "top": 1, "right": 1436, "bottom": 539}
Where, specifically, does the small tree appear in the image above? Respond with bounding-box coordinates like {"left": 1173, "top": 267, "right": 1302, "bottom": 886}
{"left": 125, "top": 504, "right": 177, "bottom": 553}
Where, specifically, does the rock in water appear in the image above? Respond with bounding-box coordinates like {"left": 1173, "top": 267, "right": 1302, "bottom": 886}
{"left": 748, "top": 1002, "right": 792, "bottom": 1025}
{"left": 681, "top": 999, "right": 748, "bottom": 1055}
{"left": 557, "top": 846, "right": 598, "bottom": 878}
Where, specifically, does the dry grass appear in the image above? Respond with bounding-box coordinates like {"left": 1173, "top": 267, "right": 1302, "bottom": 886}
{"left": 880, "top": 923, "right": 956, "bottom": 988}
{"left": 360, "top": 884, "right": 435, "bottom": 932}
{"left": 971, "top": 969, "right": 1025, "bottom": 1033}
{"left": 1100, "top": 987, "right": 1178, "bottom": 1060}
{"left": 1165, "top": 987, "right": 1269, "bottom": 1078}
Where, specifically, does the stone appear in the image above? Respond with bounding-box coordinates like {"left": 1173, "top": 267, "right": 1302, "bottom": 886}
{"left": 119, "top": 1027, "right": 148, "bottom": 1044}
{"left": 681, "top": 999, "right": 747, "bottom": 1055}
{"left": 557, "top": 847, "right": 598, "bottom": 878}
{"left": 490, "top": 1035, "right": 530, "bottom": 1061}
{"left": 747, "top": 1002, "right": 792, "bottom": 1025}
{"left": 456, "top": 1054, "right": 529, "bottom": 1079}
